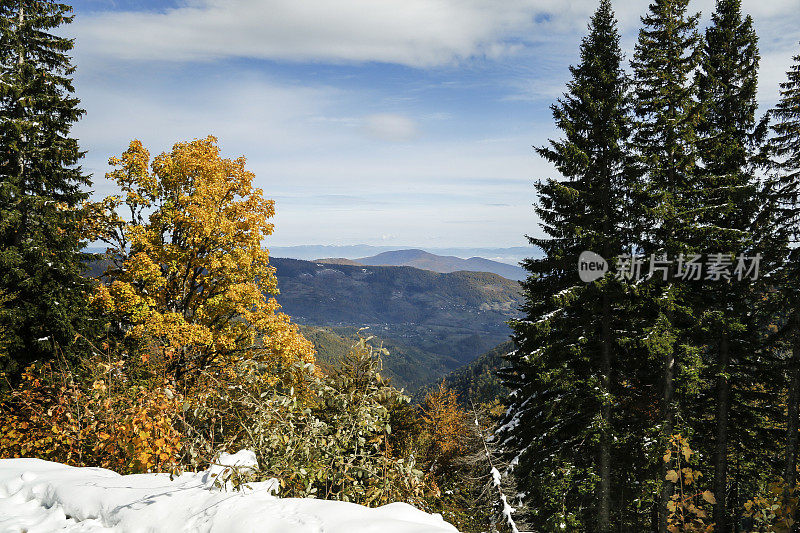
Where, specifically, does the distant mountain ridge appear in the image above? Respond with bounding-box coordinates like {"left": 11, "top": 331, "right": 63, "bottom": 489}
{"left": 348, "top": 249, "right": 527, "bottom": 281}
{"left": 268, "top": 245, "right": 540, "bottom": 267}
{"left": 314, "top": 258, "right": 364, "bottom": 266}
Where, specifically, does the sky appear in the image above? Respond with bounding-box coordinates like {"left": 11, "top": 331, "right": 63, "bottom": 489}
{"left": 66, "top": 0, "right": 800, "bottom": 248}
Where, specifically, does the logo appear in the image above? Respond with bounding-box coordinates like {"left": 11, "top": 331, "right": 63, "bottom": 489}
{"left": 578, "top": 251, "right": 609, "bottom": 282}
{"left": 577, "top": 251, "right": 761, "bottom": 283}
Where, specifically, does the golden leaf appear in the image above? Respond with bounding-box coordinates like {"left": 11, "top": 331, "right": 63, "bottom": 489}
{"left": 682, "top": 446, "right": 693, "bottom": 462}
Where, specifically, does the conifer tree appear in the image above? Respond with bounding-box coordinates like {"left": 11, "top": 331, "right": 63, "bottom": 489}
{"left": 497, "top": 2, "right": 638, "bottom": 530}
{"left": 766, "top": 45, "right": 800, "bottom": 494}
{"left": 694, "top": 1, "right": 764, "bottom": 529}
{"left": 629, "top": 1, "right": 702, "bottom": 530}
{"left": 0, "top": 1, "right": 91, "bottom": 379}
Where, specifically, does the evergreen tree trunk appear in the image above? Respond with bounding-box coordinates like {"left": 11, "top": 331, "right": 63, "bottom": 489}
{"left": 785, "top": 319, "right": 800, "bottom": 489}
{"left": 600, "top": 292, "right": 612, "bottom": 532}
{"left": 694, "top": 4, "right": 764, "bottom": 529}
{"left": 658, "top": 117, "right": 679, "bottom": 533}
{"left": 714, "top": 331, "right": 731, "bottom": 532}
{"left": 14, "top": 3, "right": 25, "bottom": 248}
{"left": 659, "top": 343, "right": 675, "bottom": 533}
{"left": 782, "top": 317, "right": 800, "bottom": 533}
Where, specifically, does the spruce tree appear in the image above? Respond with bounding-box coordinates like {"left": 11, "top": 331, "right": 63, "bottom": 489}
{"left": 629, "top": 1, "right": 702, "bottom": 530}
{"left": 766, "top": 44, "right": 800, "bottom": 495}
{"left": 694, "top": 1, "right": 765, "bottom": 529}
{"left": 0, "top": 1, "right": 92, "bottom": 380}
{"left": 497, "top": 2, "right": 638, "bottom": 530}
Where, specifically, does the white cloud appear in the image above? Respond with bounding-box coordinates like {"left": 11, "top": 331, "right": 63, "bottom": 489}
{"left": 72, "top": 71, "right": 350, "bottom": 195}
{"left": 69, "top": 0, "right": 799, "bottom": 73}
{"left": 362, "top": 114, "right": 419, "bottom": 142}
{"left": 72, "top": 0, "right": 547, "bottom": 67}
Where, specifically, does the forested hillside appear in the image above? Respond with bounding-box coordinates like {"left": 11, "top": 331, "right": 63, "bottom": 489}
{"left": 414, "top": 341, "right": 512, "bottom": 405}
{"left": 300, "top": 325, "right": 463, "bottom": 392}
{"left": 84, "top": 256, "right": 522, "bottom": 392}
{"left": 271, "top": 257, "right": 522, "bottom": 370}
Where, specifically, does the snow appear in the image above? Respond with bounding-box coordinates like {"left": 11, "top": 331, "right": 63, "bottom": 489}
{"left": 534, "top": 309, "right": 561, "bottom": 324}
{"left": 0, "top": 452, "right": 459, "bottom": 533}
{"left": 554, "top": 287, "right": 574, "bottom": 297}
{"left": 488, "top": 468, "right": 519, "bottom": 533}
{"left": 497, "top": 492, "right": 519, "bottom": 533}
{"left": 490, "top": 467, "right": 502, "bottom": 487}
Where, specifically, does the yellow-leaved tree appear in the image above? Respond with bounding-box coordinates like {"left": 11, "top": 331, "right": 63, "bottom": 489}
{"left": 87, "top": 136, "right": 315, "bottom": 384}
{"left": 1, "top": 136, "right": 316, "bottom": 474}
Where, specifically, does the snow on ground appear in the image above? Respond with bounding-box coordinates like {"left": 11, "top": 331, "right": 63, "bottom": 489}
{"left": 0, "top": 451, "right": 459, "bottom": 533}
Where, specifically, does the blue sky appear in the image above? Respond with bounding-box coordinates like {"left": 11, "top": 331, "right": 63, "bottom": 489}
{"left": 67, "top": 0, "right": 800, "bottom": 248}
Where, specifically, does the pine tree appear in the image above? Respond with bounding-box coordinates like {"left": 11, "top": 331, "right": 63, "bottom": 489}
{"left": 769, "top": 47, "right": 800, "bottom": 211}
{"left": 0, "top": 1, "right": 92, "bottom": 380}
{"left": 766, "top": 44, "right": 800, "bottom": 496}
{"left": 694, "top": 1, "right": 765, "bottom": 529}
{"left": 629, "top": 1, "right": 702, "bottom": 530}
{"left": 497, "top": 2, "right": 638, "bottom": 530}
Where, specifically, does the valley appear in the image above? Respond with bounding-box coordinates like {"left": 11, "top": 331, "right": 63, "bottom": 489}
{"left": 270, "top": 256, "right": 524, "bottom": 393}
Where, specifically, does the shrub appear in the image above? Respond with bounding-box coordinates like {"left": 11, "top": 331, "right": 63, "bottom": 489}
{"left": 0, "top": 344, "right": 183, "bottom": 474}
{"left": 419, "top": 382, "right": 472, "bottom": 473}
{"left": 180, "top": 334, "right": 426, "bottom": 506}
{"left": 742, "top": 480, "right": 798, "bottom": 532}
{"left": 663, "top": 434, "right": 715, "bottom": 533}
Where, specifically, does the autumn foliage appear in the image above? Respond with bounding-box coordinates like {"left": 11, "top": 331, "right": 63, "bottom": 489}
{"left": 0, "top": 350, "right": 183, "bottom": 474}
{"left": 663, "top": 434, "right": 716, "bottom": 533}
{"left": 742, "top": 481, "right": 798, "bottom": 532}
{"left": 86, "top": 136, "right": 315, "bottom": 384}
{"left": 0, "top": 136, "right": 502, "bottom": 530}
{"left": 420, "top": 382, "right": 471, "bottom": 471}
{"left": 2, "top": 136, "right": 315, "bottom": 473}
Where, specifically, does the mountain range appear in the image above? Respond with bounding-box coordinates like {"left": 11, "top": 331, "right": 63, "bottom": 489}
{"left": 314, "top": 249, "right": 527, "bottom": 281}
{"left": 268, "top": 245, "right": 539, "bottom": 267}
